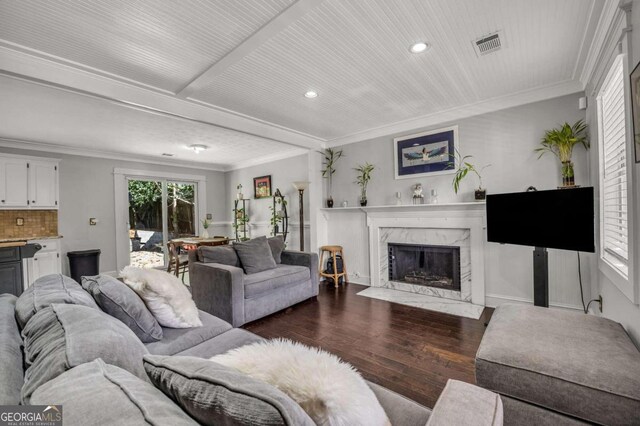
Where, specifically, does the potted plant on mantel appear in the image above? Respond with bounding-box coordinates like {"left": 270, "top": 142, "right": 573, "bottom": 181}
{"left": 535, "top": 119, "right": 589, "bottom": 187}
{"left": 450, "top": 151, "right": 490, "bottom": 200}
{"left": 355, "top": 162, "right": 375, "bottom": 206}
{"left": 321, "top": 148, "right": 344, "bottom": 208}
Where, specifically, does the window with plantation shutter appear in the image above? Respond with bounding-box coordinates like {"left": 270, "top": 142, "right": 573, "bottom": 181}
{"left": 597, "top": 55, "right": 629, "bottom": 278}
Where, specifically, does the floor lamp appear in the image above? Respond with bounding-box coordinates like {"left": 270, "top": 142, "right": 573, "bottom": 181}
{"left": 292, "top": 181, "right": 309, "bottom": 251}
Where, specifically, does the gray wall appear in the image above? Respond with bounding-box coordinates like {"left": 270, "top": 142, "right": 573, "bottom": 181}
{"left": 328, "top": 93, "right": 588, "bottom": 206}
{"left": 324, "top": 93, "right": 591, "bottom": 309}
{"left": 224, "top": 153, "right": 312, "bottom": 251}
{"left": 0, "top": 147, "right": 226, "bottom": 274}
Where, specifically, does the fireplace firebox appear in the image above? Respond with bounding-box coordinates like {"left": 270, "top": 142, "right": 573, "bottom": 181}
{"left": 388, "top": 243, "right": 461, "bottom": 291}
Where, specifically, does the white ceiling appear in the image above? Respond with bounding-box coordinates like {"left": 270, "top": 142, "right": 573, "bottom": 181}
{"left": 0, "top": 0, "right": 606, "bottom": 168}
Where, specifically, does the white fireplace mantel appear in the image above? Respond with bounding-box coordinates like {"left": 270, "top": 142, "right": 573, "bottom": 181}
{"left": 320, "top": 201, "right": 485, "bottom": 216}
{"left": 364, "top": 203, "right": 486, "bottom": 306}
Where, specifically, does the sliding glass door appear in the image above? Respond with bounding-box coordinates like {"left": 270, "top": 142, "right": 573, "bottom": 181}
{"left": 128, "top": 179, "right": 197, "bottom": 268}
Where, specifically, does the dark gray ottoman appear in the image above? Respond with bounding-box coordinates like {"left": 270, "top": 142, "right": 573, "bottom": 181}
{"left": 476, "top": 304, "right": 640, "bottom": 425}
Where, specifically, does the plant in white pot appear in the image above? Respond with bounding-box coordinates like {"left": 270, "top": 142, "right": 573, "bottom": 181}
{"left": 321, "top": 148, "right": 344, "bottom": 208}
{"left": 535, "top": 119, "right": 588, "bottom": 187}
{"left": 354, "top": 162, "right": 375, "bottom": 206}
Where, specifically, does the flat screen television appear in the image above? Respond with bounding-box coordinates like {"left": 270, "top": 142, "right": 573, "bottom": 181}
{"left": 486, "top": 187, "right": 595, "bottom": 253}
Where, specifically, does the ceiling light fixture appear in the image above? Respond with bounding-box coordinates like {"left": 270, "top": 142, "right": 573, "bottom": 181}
{"left": 189, "top": 144, "right": 208, "bottom": 154}
{"left": 304, "top": 90, "right": 318, "bottom": 99}
{"left": 409, "top": 42, "right": 429, "bottom": 53}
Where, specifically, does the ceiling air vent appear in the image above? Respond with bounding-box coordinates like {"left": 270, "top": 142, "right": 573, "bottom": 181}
{"left": 473, "top": 31, "right": 504, "bottom": 56}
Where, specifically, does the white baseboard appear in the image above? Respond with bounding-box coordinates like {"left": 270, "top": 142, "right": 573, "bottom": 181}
{"left": 321, "top": 276, "right": 371, "bottom": 286}
{"left": 485, "top": 293, "right": 583, "bottom": 312}
{"left": 347, "top": 275, "right": 370, "bottom": 285}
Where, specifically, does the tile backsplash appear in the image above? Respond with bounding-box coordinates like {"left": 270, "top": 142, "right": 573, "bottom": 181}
{"left": 0, "top": 210, "right": 58, "bottom": 239}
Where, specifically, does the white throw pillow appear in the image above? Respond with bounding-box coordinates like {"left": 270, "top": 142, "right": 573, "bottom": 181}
{"left": 211, "top": 339, "right": 390, "bottom": 426}
{"left": 120, "top": 266, "right": 202, "bottom": 328}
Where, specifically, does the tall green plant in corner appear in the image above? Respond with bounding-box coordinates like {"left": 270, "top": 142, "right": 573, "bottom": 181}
{"left": 321, "top": 148, "right": 344, "bottom": 208}
{"left": 354, "top": 162, "right": 375, "bottom": 206}
{"left": 535, "top": 119, "right": 589, "bottom": 187}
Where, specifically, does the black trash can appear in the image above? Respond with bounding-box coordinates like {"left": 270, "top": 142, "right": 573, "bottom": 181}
{"left": 67, "top": 249, "right": 101, "bottom": 283}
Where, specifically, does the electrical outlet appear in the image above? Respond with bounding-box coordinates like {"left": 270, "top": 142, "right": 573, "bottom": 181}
{"left": 16, "top": 218, "right": 24, "bottom": 226}
{"left": 89, "top": 218, "right": 98, "bottom": 226}
{"left": 206, "top": 213, "right": 213, "bottom": 220}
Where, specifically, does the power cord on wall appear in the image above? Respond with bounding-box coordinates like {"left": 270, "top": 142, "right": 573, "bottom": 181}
{"left": 577, "top": 252, "right": 602, "bottom": 314}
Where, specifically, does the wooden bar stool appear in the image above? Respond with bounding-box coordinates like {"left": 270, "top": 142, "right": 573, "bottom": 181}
{"left": 319, "top": 245, "right": 348, "bottom": 288}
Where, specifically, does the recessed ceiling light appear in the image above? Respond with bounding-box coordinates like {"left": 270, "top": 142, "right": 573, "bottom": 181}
{"left": 304, "top": 90, "right": 318, "bottom": 99}
{"left": 188, "top": 144, "right": 208, "bottom": 154}
{"left": 409, "top": 42, "right": 429, "bottom": 53}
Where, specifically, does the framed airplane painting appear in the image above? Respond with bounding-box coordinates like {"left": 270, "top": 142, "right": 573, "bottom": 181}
{"left": 394, "top": 126, "right": 458, "bottom": 179}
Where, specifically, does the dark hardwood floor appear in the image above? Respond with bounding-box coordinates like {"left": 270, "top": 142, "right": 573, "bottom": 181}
{"left": 244, "top": 282, "right": 494, "bottom": 408}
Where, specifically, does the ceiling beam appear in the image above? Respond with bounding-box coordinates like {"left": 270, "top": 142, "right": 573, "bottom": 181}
{"left": 176, "top": 0, "right": 323, "bottom": 99}
{"left": 0, "top": 46, "right": 325, "bottom": 150}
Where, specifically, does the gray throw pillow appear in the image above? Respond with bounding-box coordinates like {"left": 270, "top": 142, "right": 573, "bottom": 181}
{"left": 198, "top": 245, "right": 241, "bottom": 267}
{"left": 21, "top": 304, "right": 149, "bottom": 403}
{"left": 233, "top": 236, "right": 277, "bottom": 274}
{"left": 143, "top": 355, "right": 314, "bottom": 426}
{"left": 15, "top": 273, "right": 99, "bottom": 329}
{"left": 82, "top": 275, "right": 163, "bottom": 343}
{"left": 31, "top": 359, "right": 198, "bottom": 426}
{"left": 268, "top": 236, "right": 285, "bottom": 264}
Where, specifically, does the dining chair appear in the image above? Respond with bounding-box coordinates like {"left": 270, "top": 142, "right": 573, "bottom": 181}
{"left": 167, "top": 241, "right": 189, "bottom": 282}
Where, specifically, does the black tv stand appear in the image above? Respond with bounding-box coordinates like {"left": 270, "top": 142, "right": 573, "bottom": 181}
{"left": 533, "top": 247, "right": 549, "bottom": 307}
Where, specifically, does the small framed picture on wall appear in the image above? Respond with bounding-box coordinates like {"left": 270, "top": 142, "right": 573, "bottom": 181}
{"left": 394, "top": 126, "right": 458, "bottom": 179}
{"left": 630, "top": 60, "right": 640, "bottom": 162}
{"left": 253, "top": 175, "right": 272, "bottom": 198}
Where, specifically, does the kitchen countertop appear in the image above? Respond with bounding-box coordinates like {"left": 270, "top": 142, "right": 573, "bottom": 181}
{"left": 0, "top": 241, "right": 27, "bottom": 248}
{"left": 0, "top": 236, "right": 63, "bottom": 243}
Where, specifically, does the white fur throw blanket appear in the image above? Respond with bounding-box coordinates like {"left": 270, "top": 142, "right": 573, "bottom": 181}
{"left": 211, "top": 339, "right": 390, "bottom": 426}
{"left": 120, "top": 266, "right": 202, "bottom": 328}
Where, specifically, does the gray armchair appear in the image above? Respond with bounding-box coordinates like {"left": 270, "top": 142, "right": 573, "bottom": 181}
{"left": 189, "top": 247, "right": 318, "bottom": 327}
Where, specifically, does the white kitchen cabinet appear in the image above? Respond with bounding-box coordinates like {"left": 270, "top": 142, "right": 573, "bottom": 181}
{"left": 25, "top": 239, "right": 61, "bottom": 287}
{"left": 0, "top": 158, "right": 28, "bottom": 207}
{"left": 0, "top": 154, "right": 59, "bottom": 210}
{"left": 28, "top": 161, "right": 58, "bottom": 208}
{"left": 30, "top": 251, "right": 61, "bottom": 282}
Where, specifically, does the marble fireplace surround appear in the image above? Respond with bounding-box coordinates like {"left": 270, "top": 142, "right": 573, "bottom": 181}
{"left": 367, "top": 204, "right": 486, "bottom": 306}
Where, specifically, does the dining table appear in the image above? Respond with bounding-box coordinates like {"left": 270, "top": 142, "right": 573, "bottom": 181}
{"left": 172, "top": 236, "right": 230, "bottom": 251}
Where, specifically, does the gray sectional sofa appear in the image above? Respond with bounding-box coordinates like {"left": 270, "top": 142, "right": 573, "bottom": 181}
{"left": 189, "top": 237, "right": 319, "bottom": 327}
{"left": 0, "top": 273, "right": 504, "bottom": 425}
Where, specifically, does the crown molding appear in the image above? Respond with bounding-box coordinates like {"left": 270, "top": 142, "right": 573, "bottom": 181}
{"left": 0, "top": 138, "right": 227, "bottom": 172}
{"left": 0, "top": 45, "right": 325, "bottom": 151}
{"left": 325, "top": 79, "right": 584, "bottom": 148}
{"left": 572, "top": 0, "right": 606, "bottom": 82}
{"left": 579, "top": 0, "right": 627, "bottom": 90}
